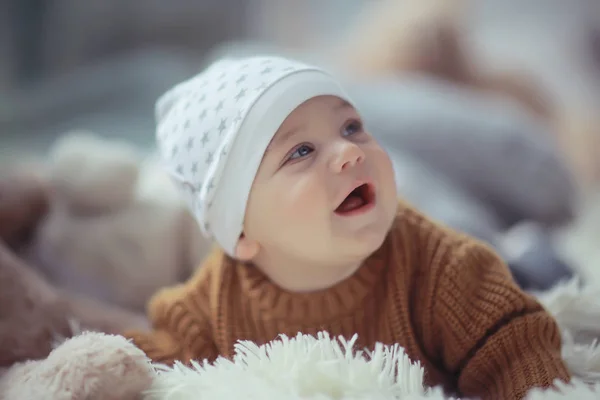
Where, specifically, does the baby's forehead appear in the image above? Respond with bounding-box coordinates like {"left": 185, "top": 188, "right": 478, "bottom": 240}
{"left": 267, "top": 96, "right": 357, "bottom": 148}
{"left": 298, "top": 95, "right": 353, "bottom": 111}
{"left": 282, "top": 96, "right": 355, "bottom": 126}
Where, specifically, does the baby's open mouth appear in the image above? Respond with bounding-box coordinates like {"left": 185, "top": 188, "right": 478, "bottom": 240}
{"left": 335, "top": 183, "right": 376, "bottom": 215}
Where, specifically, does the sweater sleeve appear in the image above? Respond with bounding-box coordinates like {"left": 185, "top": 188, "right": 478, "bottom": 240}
{"left": 123, "top": 252, "right": 220, "bottom": 366}
{"left": 428, "top": 238, "right": 570, "bottom": 399}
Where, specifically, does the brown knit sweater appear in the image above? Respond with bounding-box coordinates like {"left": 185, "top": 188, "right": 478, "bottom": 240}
{"left": 125, "top": 203, "right": 570, "bottom": 399}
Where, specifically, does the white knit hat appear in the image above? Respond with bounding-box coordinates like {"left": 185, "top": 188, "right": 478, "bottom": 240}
{"left": 155, "top": 56, "right": 352, "bottom": 257}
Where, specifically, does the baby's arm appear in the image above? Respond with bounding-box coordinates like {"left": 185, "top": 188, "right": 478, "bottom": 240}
{"left": 123, "top": 253, "right": 219, "bottom": 366}
{"left": 425, "top": 238, "right": 570, "bottom": 399}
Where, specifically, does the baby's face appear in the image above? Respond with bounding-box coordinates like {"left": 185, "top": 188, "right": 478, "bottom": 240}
{"left": 243, "top": 95, "right": 397, "bottom": 265}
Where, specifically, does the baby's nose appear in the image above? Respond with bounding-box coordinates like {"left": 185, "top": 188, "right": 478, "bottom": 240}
{"left": 331, "top": 143, "right": 365, "bottom": 173}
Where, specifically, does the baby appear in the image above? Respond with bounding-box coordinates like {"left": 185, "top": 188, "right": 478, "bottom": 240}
{"left": 125, "top": 56, "right": 570, "bottom": 399}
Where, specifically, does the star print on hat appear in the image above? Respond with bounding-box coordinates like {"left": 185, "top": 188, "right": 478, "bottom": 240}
{"left": 155, "top": 55, "right": 353, "bottom": 257}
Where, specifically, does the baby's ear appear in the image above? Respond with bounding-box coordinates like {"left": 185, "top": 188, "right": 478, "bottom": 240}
{"left": 235, "top": 234, "right": 260, "bottom": 261}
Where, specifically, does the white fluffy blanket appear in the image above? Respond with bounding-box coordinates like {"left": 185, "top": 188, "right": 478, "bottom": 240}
{"left": 143, "top": 278, "right": 600, "bottom": 400}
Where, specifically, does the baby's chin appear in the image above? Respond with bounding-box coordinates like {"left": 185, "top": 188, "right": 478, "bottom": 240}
{"left": 335, "top": 221, "right": 391, "bottom": 258}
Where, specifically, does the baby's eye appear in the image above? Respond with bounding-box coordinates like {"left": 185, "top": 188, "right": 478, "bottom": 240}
{"left": 342, "top": 119, "right": 364, "bottom": 136}
{"left": 288, "top": 144, "right": 314, "bottom": 161}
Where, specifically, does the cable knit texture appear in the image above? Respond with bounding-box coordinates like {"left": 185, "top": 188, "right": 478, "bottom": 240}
{"left": 125, "top": 202, "right": 570, "bottom": 399}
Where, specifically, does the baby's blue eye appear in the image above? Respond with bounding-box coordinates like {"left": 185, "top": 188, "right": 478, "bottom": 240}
{"left": 343, "top": 120, "right": 363, "bottom": 136}
{"left": 289, "top": 144, "right": 313, "bottom": 160}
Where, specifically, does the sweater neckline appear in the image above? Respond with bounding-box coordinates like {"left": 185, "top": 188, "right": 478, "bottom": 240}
{"left": 237, "top": 238, "right": 390, "bottom": 324}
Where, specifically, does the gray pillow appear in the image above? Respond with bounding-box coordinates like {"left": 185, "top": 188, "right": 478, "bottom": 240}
{"left": 346, "top": 76, "right": 578, "bottom": 227}
{"left": 387, "top": 147, "right": 502, "bottom": 244}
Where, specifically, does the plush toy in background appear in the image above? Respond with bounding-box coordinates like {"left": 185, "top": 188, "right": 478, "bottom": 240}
{"left": 334, "top": 0, "right": 554, "bottom": 121}
{"left": 0, "top": 239, "right": 72, "bottom": 367}
{"left": 0, "top": 180, "right": 154, "bottom": 399}
{"left": 553, "top": 109, "right": 600, "bottom": 190}
{"left": 0, "top": 167, "right": 50, "bottom": 252}
{"left": 25, "top": 131, "right": 211, "bottom": 319}
{"left": 0, "top": 168, "right": 71, "bottom": 364}
{"left": 334, "top": 0, "right": 470, "bottom": 81}
{"left": 0, "top": 282, "right": 153, "bottom": 400}
{"left": 0, "top": 332, "right": 154, "bottom": 400}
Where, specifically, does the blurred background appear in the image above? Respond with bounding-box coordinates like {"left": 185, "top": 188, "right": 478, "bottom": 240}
{"left": 2, "top": 0, "right": 600, "bottom": 332}
{"left": 1, "top": 0, "right": 599, "bottom": 157}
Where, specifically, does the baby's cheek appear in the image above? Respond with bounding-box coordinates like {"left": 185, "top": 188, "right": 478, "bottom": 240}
{"left": 371, "top": 147, "right": 395, "bottom": 182}
{"left": 280, "top": 178, "right": 324, "bottom": 222}
{"left": 372, "top": 144, "right": 393, "bottom": 165}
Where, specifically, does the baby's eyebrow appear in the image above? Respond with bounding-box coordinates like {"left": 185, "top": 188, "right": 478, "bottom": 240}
{"left": 268, "top": 124, "right": 305, "bottom": 151}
